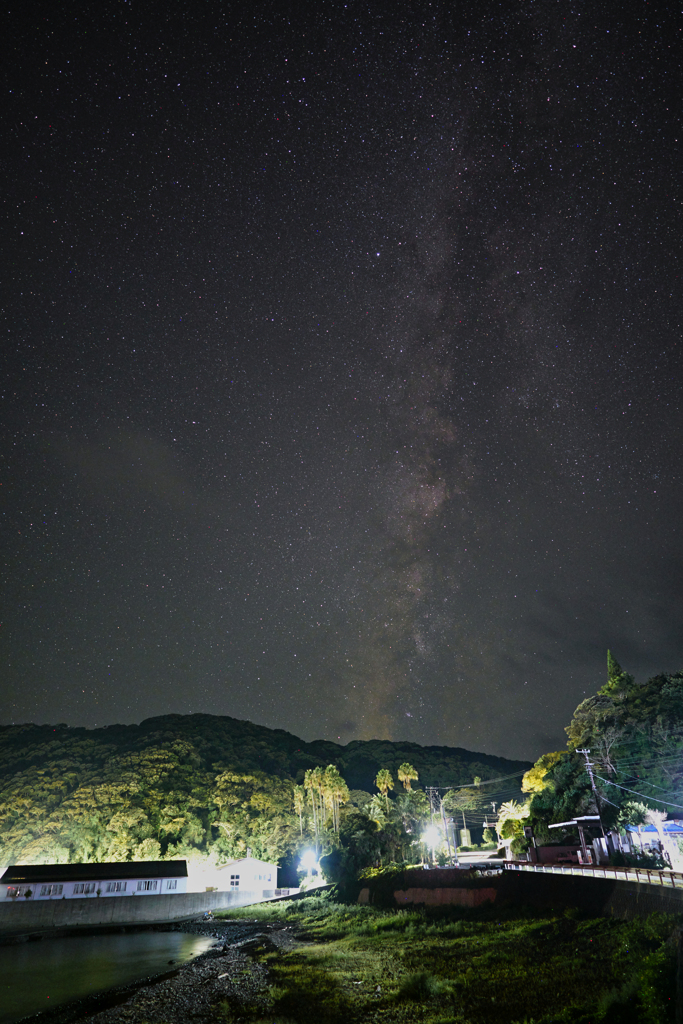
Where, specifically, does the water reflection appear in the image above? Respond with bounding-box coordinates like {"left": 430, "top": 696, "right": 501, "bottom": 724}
{"left": 0, "top": 931, "right": 214, "bottom": 1024}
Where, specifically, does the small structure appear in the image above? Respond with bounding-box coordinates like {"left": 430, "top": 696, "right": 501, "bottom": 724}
{"left": 547, "top": 816, "right": 603, "bottom": 864}
{"left": 215, "top": 856, "right": 277, "bottom": 895}
{"left": 186, "top": 853, "right": 279, "bottom": 896}
{"left": 0, "top": 860, "right": 188, "bottom": 901}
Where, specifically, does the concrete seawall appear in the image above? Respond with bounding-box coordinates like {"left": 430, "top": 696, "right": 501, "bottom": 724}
{"left": 0, "top": 889, "right": 262, "bottom": 938}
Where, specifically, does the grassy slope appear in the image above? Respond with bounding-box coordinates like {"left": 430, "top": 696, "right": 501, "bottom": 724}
{"left": 217, "top": 895, "right": 677, "bottom": 1024}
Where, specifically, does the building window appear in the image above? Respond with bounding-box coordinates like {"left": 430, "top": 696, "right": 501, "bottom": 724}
{"left": 105, "top": 881, "right": 127, "bottom": 893}
{"left": 73, "top": 883, "right": 96, "bottom": 895}
{"left": 7, "top": 886, "right": 27, "bottom": 898}
{"left": 39, "top": 884, "right": 63, "bottom": 896}
{"left": 267, "top": 874, "right": 272, "bottom": 882}
{"left": 137, "top": 880, "right": 158, "bottom": 892}
{"left": 230, "top": 874, "right": 240, "bottom": 888}
{"left": 166, "top": 879, "right": 177, "bottom": 890}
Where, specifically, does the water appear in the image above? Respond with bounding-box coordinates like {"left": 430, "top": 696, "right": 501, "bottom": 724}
{"left": 0, "top": 931, "right": 215, "bottom": 1024}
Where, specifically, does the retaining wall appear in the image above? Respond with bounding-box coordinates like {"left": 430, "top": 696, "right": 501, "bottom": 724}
{"left": 359, "top": 867, "right": 683, "bottom": 920}
{"left": 390, "top": 886, "right": 497, "bottom": 908}
{"left": 499, "top": 870, "right": 683, "bottom": 920}
{"left": 0, "top": 889, "right": 261, "bottom": 938}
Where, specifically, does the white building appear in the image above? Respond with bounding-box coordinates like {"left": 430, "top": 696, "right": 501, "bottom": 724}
{"left": 217, "top": 856, "right": 277, "bottom": 893}
{"left": 0, "top": 860, "right": 188, "bottom": 900}
{"left": 188, "top": 854, "right": 279, "bottom": 896}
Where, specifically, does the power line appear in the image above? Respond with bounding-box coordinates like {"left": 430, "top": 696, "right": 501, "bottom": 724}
{"left": 594, "top": 774, "right": 683, "bottom": 813}
{"left": 613, "top": 770, "right": 683, "bottom": 795}
{"left": 576, "top": 750, "right": 607, "bottom": 833}
{"left": 432, "top": 770, "right": 528, "bottom": 791}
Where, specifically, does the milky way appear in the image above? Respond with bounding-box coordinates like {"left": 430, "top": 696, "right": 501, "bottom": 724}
{"left": 2, "top": 0, "right": 682, "bottom": 758}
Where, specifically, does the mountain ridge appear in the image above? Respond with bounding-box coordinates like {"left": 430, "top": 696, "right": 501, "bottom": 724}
{"left": 0, "top": 712, "right": 530, "bottom": 792}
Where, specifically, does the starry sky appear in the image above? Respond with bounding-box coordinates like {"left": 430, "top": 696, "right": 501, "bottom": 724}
{"left": 2, "top": 0, "right": 682, "bottom": 760}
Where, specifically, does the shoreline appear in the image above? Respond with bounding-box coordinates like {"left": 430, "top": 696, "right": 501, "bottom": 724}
{"left": 13, "top": 918, "right": 295, "bottom": 1024}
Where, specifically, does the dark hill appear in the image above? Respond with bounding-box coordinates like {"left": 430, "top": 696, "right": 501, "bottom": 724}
{"left": 0, "top": 713, "right": 529, "bottom": 792}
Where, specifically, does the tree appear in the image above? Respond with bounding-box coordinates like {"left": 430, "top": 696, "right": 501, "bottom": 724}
{"left": 522, "top": 752, "right": 564, "bottom": 794}
{"left": 616, "top": 800, "right": 649, "bottom": 834}
{"left": 367, "top": 794, "right": 387, "bottom": 828}
{"left": 444, "top": 786, "right": 485, "bottom": 834}
{"left": 323, "top": 765, "right": 349, "bottom": 833}
{"left": 393, "top": 789, "right": 430, "bottom": 849}
{"left": 132, "top": 837, "right": 162, "bottom": 861}
{"left": 496, "top": 800, "right": 530, "bottom": 843}
{"left": 375, "top": 769, "right": 394, "bottom": 812}
{"left": 213, "top": 769, "right": 300, "bottom": 864}
{"left": 444, "top": 787, "right": 483, "bottom": 813}
{"left": 398, "top": 763, "right": 418, "bottom": 791}
{"left": 293, "top": 785, "right": 306, "bottom": 836}
{"left": 603, "top": 650, "right": 634, "bottom": 694}
{"left": 319, "top": 813, "right": 381, "bottom": 893}
{"left": 304, "top": 767, "right": 325, "bottom": 850}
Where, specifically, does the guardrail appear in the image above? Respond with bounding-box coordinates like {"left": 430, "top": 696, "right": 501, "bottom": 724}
{"left": 504, "top": 862, "right": 683, "bottom": 889}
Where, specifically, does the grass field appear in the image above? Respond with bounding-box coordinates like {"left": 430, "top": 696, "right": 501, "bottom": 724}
{"left": 215, "top": 892, "right": 679, "bottom": 1023}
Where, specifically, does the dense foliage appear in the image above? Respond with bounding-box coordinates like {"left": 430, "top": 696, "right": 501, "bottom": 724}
{"left": 0, "top": 713, "right": 528, "bottom": 869}
{"left": 527, "top": 653, "right": 683, "bottom": 847}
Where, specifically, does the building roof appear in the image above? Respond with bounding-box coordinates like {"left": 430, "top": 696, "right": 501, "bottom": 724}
{"left": 548, "top": 816, "right": 601, "bottom": 829}
{"left": 217, "top": 857, "right": 276, "bottom": 870}
{"left": 625, "top": 822, "right": 683, "bottom": 835}
{"left": 0, "top": 860, "right": 188, "bottom": 885}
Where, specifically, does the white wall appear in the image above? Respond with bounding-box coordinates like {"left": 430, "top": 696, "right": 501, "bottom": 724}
{"left": 2, "top": 875, "right": 187, "bottom": 901}
{"left": 189, "top": 857, "right": 277, "bottom": 894}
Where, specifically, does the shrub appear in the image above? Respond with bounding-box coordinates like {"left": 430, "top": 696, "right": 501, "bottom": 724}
{"left": 396, "top": 971, "right": 453, "bottom": 1002}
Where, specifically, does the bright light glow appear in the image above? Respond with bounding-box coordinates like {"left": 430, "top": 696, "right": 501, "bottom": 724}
{"left": 422, "top": 826, "right": 440, "bottom": 847}
{"left": 299, "top": 849, "right": 317, "bottom": 871}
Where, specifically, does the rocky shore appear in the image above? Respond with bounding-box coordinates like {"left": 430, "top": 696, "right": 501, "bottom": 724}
{"left": 18, "top": 919, "right": 301, "bottom": 1024}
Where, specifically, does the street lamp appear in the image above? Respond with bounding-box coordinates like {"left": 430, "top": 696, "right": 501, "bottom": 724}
{"left": 422, "top": 825, "right": 440, "bottom": 865}
{"left": 299, "top": 849, "right": 318, "bottom": 882}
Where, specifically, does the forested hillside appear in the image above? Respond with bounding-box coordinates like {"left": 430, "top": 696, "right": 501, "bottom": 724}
{"left": 0, "top": 713, "right": 529, "bottom": 870}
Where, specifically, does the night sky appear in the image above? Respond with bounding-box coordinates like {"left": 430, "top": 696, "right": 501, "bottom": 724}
{"left": 3, "top": 0, "right": 682, "bottom": 761}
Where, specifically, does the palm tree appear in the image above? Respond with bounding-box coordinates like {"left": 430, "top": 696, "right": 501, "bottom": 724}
{"left": 368, "top": 794, "right": 387, "bottom": 827}
{"left": 304, "top": 767, "right": 324, "bottom": 850}
{"left": 323, "top": 765, "right": 349, "bottom": 832}
{"left": 398, "top": 763, "right": 418, "bottom": 791}
{"left": 495, "top": 800, "right": 529, "bottom": 842}
{"left": 375, "top": 768, "right": 394, "bottom": 812}
{"left": 293, "top": 785, "right": 306, "bottom": 836}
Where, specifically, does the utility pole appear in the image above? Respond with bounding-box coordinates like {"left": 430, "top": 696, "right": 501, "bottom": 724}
{"left": 426, "top": 787, "right": 438, "bottom": 827}
{"left": 427, "top": 787, "right": 458, "bottom": 866}
{"left": 426, "top": 787, "right": 440, "bottom": 866}
{"left": 440, "top": 796, "right": 457, "bottom": 866}
{"left": 576, "top": 749, "right": 605, "bottom": 836}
